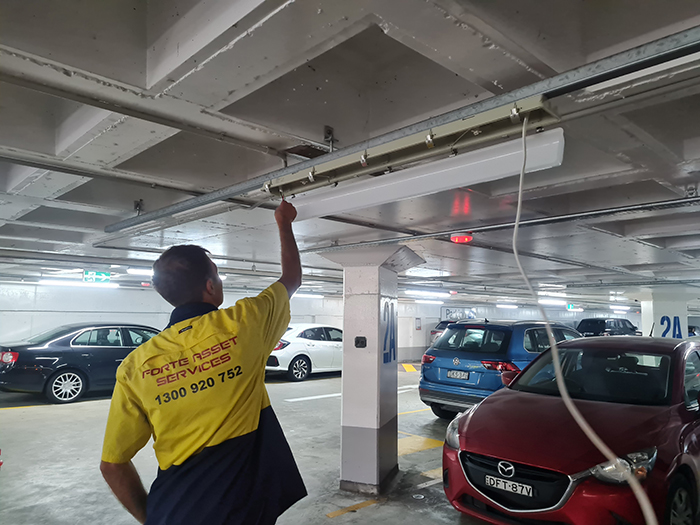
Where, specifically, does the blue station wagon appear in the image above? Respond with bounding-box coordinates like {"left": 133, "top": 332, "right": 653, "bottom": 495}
{"left": 419, "top": 319, "right": 581, "bottom": 418}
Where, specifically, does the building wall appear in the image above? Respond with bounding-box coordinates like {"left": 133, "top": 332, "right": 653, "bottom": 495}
{"left": 0, "top": 284, "right": 646, "bottom": 364}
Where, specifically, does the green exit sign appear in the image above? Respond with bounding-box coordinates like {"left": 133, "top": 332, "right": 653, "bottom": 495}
{"left": 84, "top": 271, "right": 111, "bottom": 283}
{"left": 567, "top": 304, "right": 575, "bottom": 310}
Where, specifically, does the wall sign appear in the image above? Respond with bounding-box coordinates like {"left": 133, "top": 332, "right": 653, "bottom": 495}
{"left": 660, "top": 315, "right": 683, "bottom": 338}
{"left": 415, "top": 318, "right": 421, "bottom": 331}
{"left": 441, "top": 307, "right": 477, "bottom": 321}
{"left": 381, "top": 298, "right": 397, "bottom": 364}
{"left": 83, "top": 271, "right": 110, "bottom": 283}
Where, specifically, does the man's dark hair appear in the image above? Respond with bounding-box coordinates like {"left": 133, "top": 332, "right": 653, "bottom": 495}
{"left": 152, "top": 245, "right": 216, "bottom": 307}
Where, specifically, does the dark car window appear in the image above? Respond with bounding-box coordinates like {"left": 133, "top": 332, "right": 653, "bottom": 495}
{"left": 576, "top": 319, "right": 605, "bottom": 334}
{"left": 434, "top": 326, "right": 509, "bottom": 354}
{"left": 301, "top": 328, "right": 327, "bottom": 341}
{"left": 684, "top": 351, "right": 700, "bottom": 408}
{"left": 325, "top": 328, "right": 342, "bottom": 342}
{"left": 435, "top": 321, "right": 452, "bottom": 330}
{"left": 124, "top": 328, "right": 159, "bottom": 346}
{"left": 72, "top": 331, "right": 92, "bottom": 346}
{"left": 74, "top": 328, "right": 123, "bottom": 347}
{"left": 512, "top": 348, "right": 672, "bottom": 406}
{"left": 561, "top": 329, "right": 580, "bottom": 341}
{"left": 27, "top": 326, "right": 81, "bottom": 345}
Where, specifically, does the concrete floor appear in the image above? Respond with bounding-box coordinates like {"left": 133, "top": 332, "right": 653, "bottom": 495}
{"left": 0, "top": 367, "right": 481, "bottom": 525}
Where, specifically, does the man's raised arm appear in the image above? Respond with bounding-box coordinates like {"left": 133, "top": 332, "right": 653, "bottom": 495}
{"left": 275, "top": 200, "right": 302, "bottom": 298}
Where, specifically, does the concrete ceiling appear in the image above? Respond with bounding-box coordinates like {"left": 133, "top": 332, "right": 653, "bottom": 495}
{"left": 2, "top": 0, "right": 700, "bottom": 312}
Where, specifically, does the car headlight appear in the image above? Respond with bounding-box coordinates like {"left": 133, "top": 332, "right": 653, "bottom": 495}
{"left": 445, "top": 414, "right": 463, "bottom": 449}
{"left": 591, "top": 448, "right": 657, "bottom": 484}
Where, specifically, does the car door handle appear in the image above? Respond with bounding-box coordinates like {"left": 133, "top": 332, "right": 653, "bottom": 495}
{"left": 81, "top": 353, "right": 91, "bottom": 357}
{"left": 307, "top": 343, "right": 315, "bottom": 347}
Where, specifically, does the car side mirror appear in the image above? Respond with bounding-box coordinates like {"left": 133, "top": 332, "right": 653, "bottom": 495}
{"left": 501, "top": 370, "right": 519, "bottom": 386}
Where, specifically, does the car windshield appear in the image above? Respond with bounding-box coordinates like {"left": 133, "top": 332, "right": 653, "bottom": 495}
{"left": 511, "top": 348, "right": 672, "bottom": 406}
{"left": 434, "top": 326, "right": 509, "bottom": 353}
{"left": 27, "top": 326, "right": 81, "bottom": 345}
{"left": 577, "top": 319, "right": 605, "bottom": 333}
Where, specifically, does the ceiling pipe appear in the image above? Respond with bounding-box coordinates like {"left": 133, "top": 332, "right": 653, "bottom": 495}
{"left": 300, "top": 195, "right": 700, "bottom": 254}
{"left": 102, "top": 25, "right": 700, "bottom": 234}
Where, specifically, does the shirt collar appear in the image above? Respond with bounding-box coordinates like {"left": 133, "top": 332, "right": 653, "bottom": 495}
{"left": 167, "top": 302, "right": 218, "bottom": 329}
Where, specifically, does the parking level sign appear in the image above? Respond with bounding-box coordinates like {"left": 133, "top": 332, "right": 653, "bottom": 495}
{"left": 84, "top": 271, "right": 111, "bottom": 283}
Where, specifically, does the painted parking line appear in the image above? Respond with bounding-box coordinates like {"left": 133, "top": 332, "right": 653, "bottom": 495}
{"left": 285, "top": 385, "right": 417, "bottom": 403}
{"left": 401, "top": 364, "right": 418, "bottom": 372}
{"left": 421, "top": 467, "right": 443, "bottom": 479}
{"left": 416, "top": 478, "right": 443, "bottom": 489}
{"left": 326, "top": 499, "right": 380, "bottom": 518}
{"left": 397, "top": 432, "right": 443, "bottom": 456}
{"left": 0, "top": 405, "right": 43, "bottom": 411}
{"left": 398, "top": 408, "right": 430, "bottom": 416}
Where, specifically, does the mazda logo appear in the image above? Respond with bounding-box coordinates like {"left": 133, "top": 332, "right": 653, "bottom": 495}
{"left": 453, "top": 357, "right": 460, "bottom": 366}
{"left": 497, "top": 461, "right": 515, "bottom": 478}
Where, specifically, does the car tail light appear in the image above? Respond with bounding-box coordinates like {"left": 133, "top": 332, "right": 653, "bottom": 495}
{"left": 1, "top": 352, "right": 18, "bottom": 364}
{"left": 273, "top": 340, "right": 290, "bottom": 351}
{"left": 422, "top": 354, "right": 436, "bottom": 364}
{"left": 481, "top": 361, "right": 520, "bottom": 372}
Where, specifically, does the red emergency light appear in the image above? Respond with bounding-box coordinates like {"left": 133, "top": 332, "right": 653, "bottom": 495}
{"left": 450, "top": 233, "right": 473, "bottom": 244}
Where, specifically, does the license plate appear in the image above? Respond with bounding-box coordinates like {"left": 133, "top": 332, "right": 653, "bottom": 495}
{"left": 447, "top": 370, "right": 470, "bottom": 380}
{"left": 484, "top": 475, "right": 534, "bottom": 497}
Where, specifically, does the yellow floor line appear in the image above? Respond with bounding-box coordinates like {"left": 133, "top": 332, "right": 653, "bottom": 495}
{"left": 398, "top": 434, "right": 444, "bottom": 456}
{"left": 0, "top": 405, "right": 41, "bottom": 411}
{"left": 421, "top": 467, "right": 443, "bottom": 479}
{"left": 398, "top": 408, "right": 430, "bottom": 416}
{"left": 326, "top": 499, "right": 380, "bottom": 518}
{"left": 401, "top": 363, "right": 417, "bottom": 372}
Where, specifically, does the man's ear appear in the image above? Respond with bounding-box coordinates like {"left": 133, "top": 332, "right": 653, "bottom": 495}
{"left": 204, "top": 278, "right": 216, "bottom": 297}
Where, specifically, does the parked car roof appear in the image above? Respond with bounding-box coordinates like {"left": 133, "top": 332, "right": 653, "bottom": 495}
{"left": 558, "top": 335, "right": 685, "bottom": 354}
{"left": 447, "top": 319, "right": 573, "bottom": 328}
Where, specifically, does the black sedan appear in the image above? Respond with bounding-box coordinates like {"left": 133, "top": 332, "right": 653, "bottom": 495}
{"left": 0, "top": 323, "right": 160, "bottom": 403}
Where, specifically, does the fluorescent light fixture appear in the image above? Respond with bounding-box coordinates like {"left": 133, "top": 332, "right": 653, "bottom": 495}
{"left": 405, "top": 290, "right": 451, "bottom": 299}
{"left": 291, "top": 128, "right": 565, "bottom": 221}
{"left": 496, "top": 304, "right": 519, "bottom": 309}
{"left": 293, "top": 293, "right": 324, "bottom": 299}
{"left": 415, "top": 300, "right": 444, "bottom": 305}
{"left": 39, "top": 280, "right": 119, "bottom": 289}
{"left": 127, "top": 268, "right": 154, "bottom": 276}
{"left": 537, "top": 291, "right": 567, "bottom": 298}
{"left": 569, "top": 307, "right": 584, "bottom": 313}
{"left": 498, "top": 298, "right": 519, "bottom": 303}
{"left": 405, "top": 268, "right": 450, "bottom": 278}
{"left": 585, "top": 51, "right": 700, "bottom": 93}
{"left": 539, "top": 283, "right": 567, "bottom": 289}
{"left": 538, "top": 299, "right": 567, "bottom": 306}
{"left": 613, "top": 310, "right": 628, "bottom": 316}
{"left": 219, "top": 275, "right": 227, "bottom": 281}
{"left": 610, "top": 305, "right": 630, "bottom": 311}
{"left": 110, "top": 264, "right": 122, "bottom": 268}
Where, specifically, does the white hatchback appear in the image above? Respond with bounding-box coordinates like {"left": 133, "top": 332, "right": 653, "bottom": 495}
{"left": 265, "top": 324, "right": 343, "bottom": 381}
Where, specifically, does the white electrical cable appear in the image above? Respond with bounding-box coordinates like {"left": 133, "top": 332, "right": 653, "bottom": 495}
{"left": 512, "top": 115, "right": 658, "bottom": 525}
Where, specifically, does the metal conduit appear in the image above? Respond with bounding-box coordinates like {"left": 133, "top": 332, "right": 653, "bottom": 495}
{"left": 301, "top": 195, "right": 700, "bottom": 254}
{"left": 103, "top": 26, "right": 700, "bottom": 233}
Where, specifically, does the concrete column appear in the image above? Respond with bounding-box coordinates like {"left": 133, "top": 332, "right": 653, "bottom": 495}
{"left": 322, "top": 246, "right": 424, "bottom": 494}
{"left": 639, "top": 290, "right": 692, "bottom": 339}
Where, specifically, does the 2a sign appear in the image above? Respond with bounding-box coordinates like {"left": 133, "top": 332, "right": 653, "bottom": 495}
{"left": 660, "top": 315, "right": 682, "bottom": 338}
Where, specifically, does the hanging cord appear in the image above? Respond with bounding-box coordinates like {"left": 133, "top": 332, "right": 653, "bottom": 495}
{"left": 512, "top": 115, "right": 657, "bottom": 525}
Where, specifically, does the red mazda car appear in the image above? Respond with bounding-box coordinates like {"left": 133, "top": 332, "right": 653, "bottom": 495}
{"left": 443, "top": 337, "right": 700, "bottom": 525}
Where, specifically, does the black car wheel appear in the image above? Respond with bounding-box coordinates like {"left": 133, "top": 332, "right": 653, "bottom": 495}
{"left": 666, "top": 475, "right": 696, "bottom": 525}
{"left": 287, "top": 356, "right": 311, "bottom": 382}
{"left": 46, "top": 370, "right": 87, "bottom": 404}
{"left": 431, "top": 404, "right": 458, "bottom": 420}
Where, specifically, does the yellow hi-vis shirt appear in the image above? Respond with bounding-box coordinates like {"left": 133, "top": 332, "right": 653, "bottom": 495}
{"left": 101, "top": 282, "right": 290, "bottom": 470}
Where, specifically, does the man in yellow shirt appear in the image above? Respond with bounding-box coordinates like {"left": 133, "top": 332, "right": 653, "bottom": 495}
{"left": 100, "top": 201, "right": 306, "bottom": 524}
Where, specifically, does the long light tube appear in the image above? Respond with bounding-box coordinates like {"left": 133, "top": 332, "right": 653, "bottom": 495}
{"left": 291, "top": 128, "right": 565, "bottom": 221}
{"left": 406, "top": 290, "right": 451, "bottom": 298}
{"left": 415, "top": 300, "right": 444, "bottom": 305}
{"left": 538, "top": 299, "right": 567, "bottom": 306}
{"left": 610, "top": 305, "right": 630, "bottom": 311}
{"left": 39, "top": 280, "right": 119, "bottom": 289}
{"left": 496, "top": 304, "right": 519, "bottom": 309}
{"left": 127, "top": 268, "right": 154, "bottom": 276}
{"left": 293, "top": 293, "right": 324, "bottom": 299}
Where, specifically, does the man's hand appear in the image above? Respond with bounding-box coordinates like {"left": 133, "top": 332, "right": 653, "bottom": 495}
{"left": 275, "top": 200, "right": 301, "bottom": 297}
{"left": 100, "top": 460, "right": 148, "bottom": 524}
{"left": 275, "top": 200, "right": 297, "bottom": 225}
